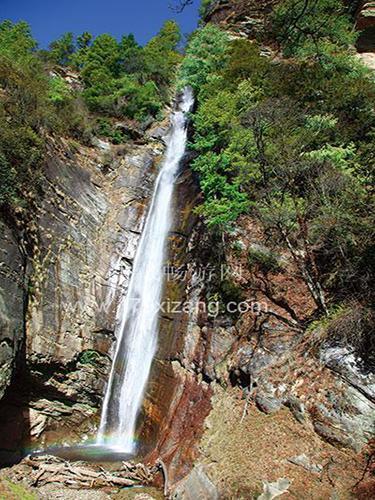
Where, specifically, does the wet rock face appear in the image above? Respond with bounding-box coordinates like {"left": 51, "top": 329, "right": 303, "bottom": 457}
{"left": 0, "top": 222, "right": 25, "bottom": 399}
{"left": 26, "top": 142, "right": 159, "bottom": 365}
{"left": 137, "top": 167, "right": 215, "bottom": 483}
{"left": 0, "top": 138, "right": 164, "bottom": 458}
{"left": 26, "top": 141, "right": 161, "bottom": 372}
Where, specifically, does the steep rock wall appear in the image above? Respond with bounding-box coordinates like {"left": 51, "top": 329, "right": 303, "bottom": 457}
{"left": 0, "top": 221, "right": 26, "bottom": 400}
{"left": 0, "top": 134, "right": 165, "bottom": 462}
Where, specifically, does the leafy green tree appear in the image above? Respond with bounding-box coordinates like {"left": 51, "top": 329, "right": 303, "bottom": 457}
{"left": 143, "top": 20, "right": 182, "bottom": 87}
{"left": 77, "top": 31, "right": 92, "bottom": 50}
{"left": 68, "top": 32, "right": 93, "bottom": 69}
{"left": 0, "top": 20, "right": 37, "bottom": 60}
{"left": 119, "top": 34, "right": 143, "bottom": 74}
{"left": 272, "top": 0, "right": 357, "bottom": 58}
{"left": 223, "top": 39, "right": 270, "bottom": 87}
{"left": 199, "top": 0, "right": 214, "bottom": 18}
{"left": 115, "top": 77, "right": 162, "bottom": 120}
{"left": 48, "top": 32, "right": 75, "bottom": 65}
{"left": 82, "top": 67, "right": 118, "bottom": 112}
{"left": 81, "top": 34, "right": 121, "bottom": 81}
{"left": 179, "top": 24, "right": 229, "bottom": 92}
{"left": 0, "top": 152, "right": 15, "bottom": 205}
{"left": 183, "top": 15, "right": 374, "bottom": 311}
{"left": 0, "top": 21, "right": 92, "bottom": 209}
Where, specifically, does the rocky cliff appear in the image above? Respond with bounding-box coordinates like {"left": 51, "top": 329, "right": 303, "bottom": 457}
{"left": 0, "top": 128, "right": 167, "bottom": 462}
{"left": 356, "top": 1, "right": 375, "bottom": 67}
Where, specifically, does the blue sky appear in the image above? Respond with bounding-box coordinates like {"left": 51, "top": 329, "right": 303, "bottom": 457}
{"left": 0, "top": 0, "right": 200, "bottom": 47}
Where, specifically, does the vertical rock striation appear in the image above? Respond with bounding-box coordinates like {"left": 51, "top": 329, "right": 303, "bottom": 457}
{"left": 0, "top": 136, "right": 165, "bottom": 460}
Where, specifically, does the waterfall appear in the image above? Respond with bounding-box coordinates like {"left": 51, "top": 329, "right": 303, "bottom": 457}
{"left": 97, "top": 87, "right": 194, "bottom": 453}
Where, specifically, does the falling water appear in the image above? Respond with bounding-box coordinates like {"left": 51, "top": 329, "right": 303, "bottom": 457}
{"left": 97, "top": 87, "right": 194, "bottom": 453}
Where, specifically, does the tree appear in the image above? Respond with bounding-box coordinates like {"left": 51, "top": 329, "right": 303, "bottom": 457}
{"left": 81, "top": 34, "right": 121, "bottom": 81}
{"left": 115, "top": 77, "right": 162, "bottom": 120}
{"left": 0, "top": 152, "right": 15, "bottom": 206}
{"left": 0, "top": 20, "right": 37, "bottom": 60}
{"left": 77, "top": 31, "right": 92, "bottom": 50}
{"left": 70, "top": 32, "right": 93, "bottom": 69}
{"left": 199, "top": 0, "right": 214, "bottom": 18}
{"left": 119, "top": 34, "right": 144, "bottom": 74}
{"left": 179, "top": 24, "right": 229, "bottom": 92}
{"left": 143, "top": 20, "right": 182, "bottom": 87}
{"left": 272, "top": 0, "right": 357, "bottom": 58}
{"left": 48, "top": 32, "right": 75, "bottom": 65}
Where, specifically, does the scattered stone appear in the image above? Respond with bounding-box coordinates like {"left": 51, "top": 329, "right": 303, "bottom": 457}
{"left": 288, "top": 454, "right": 323, "bottom": 474}
{"left": 38, "top": 484, "right": 110, "bottom": 499}
{"left": 258, "top": 478, "right": 291, "bottom": 500}
{"left": 286, "top": 395, "right": 306, "bottom": 424}
{"left": 321, "top": 346, "right": 375, "bottom": 402}
{"left": 171, "top": 464, "right": 218, "bottom": 500}
{"left": 91, "top": 137, "right": 111, "bottom": 151}
{"left": 256, "top": 394, "right": 282, "bottom": 414}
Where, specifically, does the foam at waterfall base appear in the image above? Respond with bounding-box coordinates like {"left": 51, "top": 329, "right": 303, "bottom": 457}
{"left": 31, "top": 444, "right": 134, "bottom": 463}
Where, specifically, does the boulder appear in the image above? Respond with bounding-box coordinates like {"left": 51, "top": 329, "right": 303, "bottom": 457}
{"left": 171, "top": 464, "right": 219, "bottom": 500}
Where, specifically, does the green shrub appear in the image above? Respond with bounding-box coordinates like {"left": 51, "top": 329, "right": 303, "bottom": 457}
{"left": 95, "top": 119, "right": 127, "bottom": 144}
{"left": 0, "top": 153, "right": 15, "bottom": 205}
{"left": 48, "top": 75, "right": 71, "bottom": 105}
{"left": 79, "top": 350, "right": 100, "bottom": 366}
{"left": 248, "top": 248, "right": 282, "bottom": 274}
{"left": 220, "top": 278, "right": 244, "bottom": 304}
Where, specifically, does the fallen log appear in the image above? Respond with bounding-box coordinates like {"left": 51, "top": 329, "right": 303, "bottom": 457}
{"left": 23, "top": 454, "right": 156, "bottom": 489}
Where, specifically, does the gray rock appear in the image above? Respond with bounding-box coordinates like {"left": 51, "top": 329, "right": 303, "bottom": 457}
{"left": 0, "top": 139, "right": 163, "bottom": 450}
{"left": 146, "top": 125, "right": 169, "bottom": 143}
{"left": 256, "top": 393, "right": 282, "bottom": 414}
{"left": 91, "top": 137, "right": 111, "bottom": 150}
{"left": 288, "top": 454, "right": 322, "bottom": 474}
{"left": 0, "top": 221, "right": 25, "bottom": 400}
{"left": 321, "top": 346, "right": 375, "bottom": 402}
{"left": 172, "top": 464, "right": 218, "bottom": 500}
{"left": 312, "top": 383, "right": 375, "bottom": 452}
{"left": 286, "top": 395, "right": 306, "bottom": 424}
{"left": 258, "top": 478, "right": 291, "bottom": 500}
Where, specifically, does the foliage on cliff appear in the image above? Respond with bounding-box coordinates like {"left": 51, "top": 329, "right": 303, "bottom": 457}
{"left": 0, "top": 19, "right": 181, "bottom": 210}
{"left": 45, "top": 21, "right": 181, "bottom": 120}
{"left": 272, "top": 0, "right": 357, "bottom": 58}
{"left": 180, "top": 1, "right": 375, "bottom": 310}
{"left": 0, "top": 21, "right": 87, "bottom": 209}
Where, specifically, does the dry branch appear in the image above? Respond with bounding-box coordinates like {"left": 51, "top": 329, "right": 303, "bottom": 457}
{"left": 23, "top": 455, "right": 156, "bottom": 489}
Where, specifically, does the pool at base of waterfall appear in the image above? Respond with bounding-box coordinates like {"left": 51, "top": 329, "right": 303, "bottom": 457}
{"left": 31, "top": 444, "right": 134, "bottom": 463}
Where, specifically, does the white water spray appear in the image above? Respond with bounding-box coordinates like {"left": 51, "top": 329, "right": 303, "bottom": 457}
{"left": 97, "top": 88, "right": 194, "bottom": 453}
